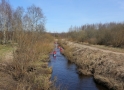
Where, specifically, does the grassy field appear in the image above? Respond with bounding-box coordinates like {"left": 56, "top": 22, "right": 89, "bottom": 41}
{"left": 0, "top": 44, "right": 13, "bottom": 61}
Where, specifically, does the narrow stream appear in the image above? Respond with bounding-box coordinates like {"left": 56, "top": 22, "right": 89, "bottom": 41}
{"left": 49, "top": 47, "right": 109, "bottom": 90}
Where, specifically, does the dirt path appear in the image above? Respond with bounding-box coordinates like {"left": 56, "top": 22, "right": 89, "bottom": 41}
{"left": 68, "top": 41, "right": 124, "bottom": 55}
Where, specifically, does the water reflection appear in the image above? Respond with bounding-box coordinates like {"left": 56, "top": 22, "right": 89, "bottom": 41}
{"left": 49, "top": 48, "right": 108, "bottom": 90}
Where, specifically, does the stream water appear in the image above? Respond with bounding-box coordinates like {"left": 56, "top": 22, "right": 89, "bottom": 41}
{"left": 48, "top": 47, "right": 109, "bottom": 90}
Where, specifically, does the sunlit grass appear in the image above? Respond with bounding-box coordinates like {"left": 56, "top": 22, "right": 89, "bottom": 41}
{"left": 0, "top": 44, "right": 13, "bottom": 58}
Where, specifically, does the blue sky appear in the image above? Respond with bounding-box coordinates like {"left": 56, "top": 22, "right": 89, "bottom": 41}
{"left": 9, "top": 0, "right": 124, "bottom": 32}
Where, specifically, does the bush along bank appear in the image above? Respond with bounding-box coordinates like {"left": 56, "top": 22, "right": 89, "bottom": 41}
{"left": 59, "top": 40, "right": 124, "bottom": 90}
{"left": 0, "top": 33, "right": 57, "bottom": 90}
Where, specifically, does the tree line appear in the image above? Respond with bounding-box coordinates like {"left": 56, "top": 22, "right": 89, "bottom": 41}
{"left": 66, "top": 22, "right": 124, "bottom": 47}
{"left": 0, "top": 0, "right": 45, "bottom": 44}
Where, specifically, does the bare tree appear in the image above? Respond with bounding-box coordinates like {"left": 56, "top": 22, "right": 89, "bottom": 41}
{"left": 12, "top": 6, "right": 24, "bottom": 41}
{"left": 27, "top": 5, "right": 45, "bottom": 31}
{"left": 23, "top": 14, "right": 32, "bottom": 31}
{"left": 13, "top": 6, "right": 24, "bottom": 31}
{"left": 0, "top": 0, "right": 12, "bottom": 44}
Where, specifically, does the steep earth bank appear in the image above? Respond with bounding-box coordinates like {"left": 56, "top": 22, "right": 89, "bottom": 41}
{"left": 59, "top": 40, "right": 124, "bottom": 90}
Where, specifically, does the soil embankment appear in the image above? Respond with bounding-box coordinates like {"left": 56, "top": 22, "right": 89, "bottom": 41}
{"left": 59, "top": 40, "right": 124, "bottom": 90}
